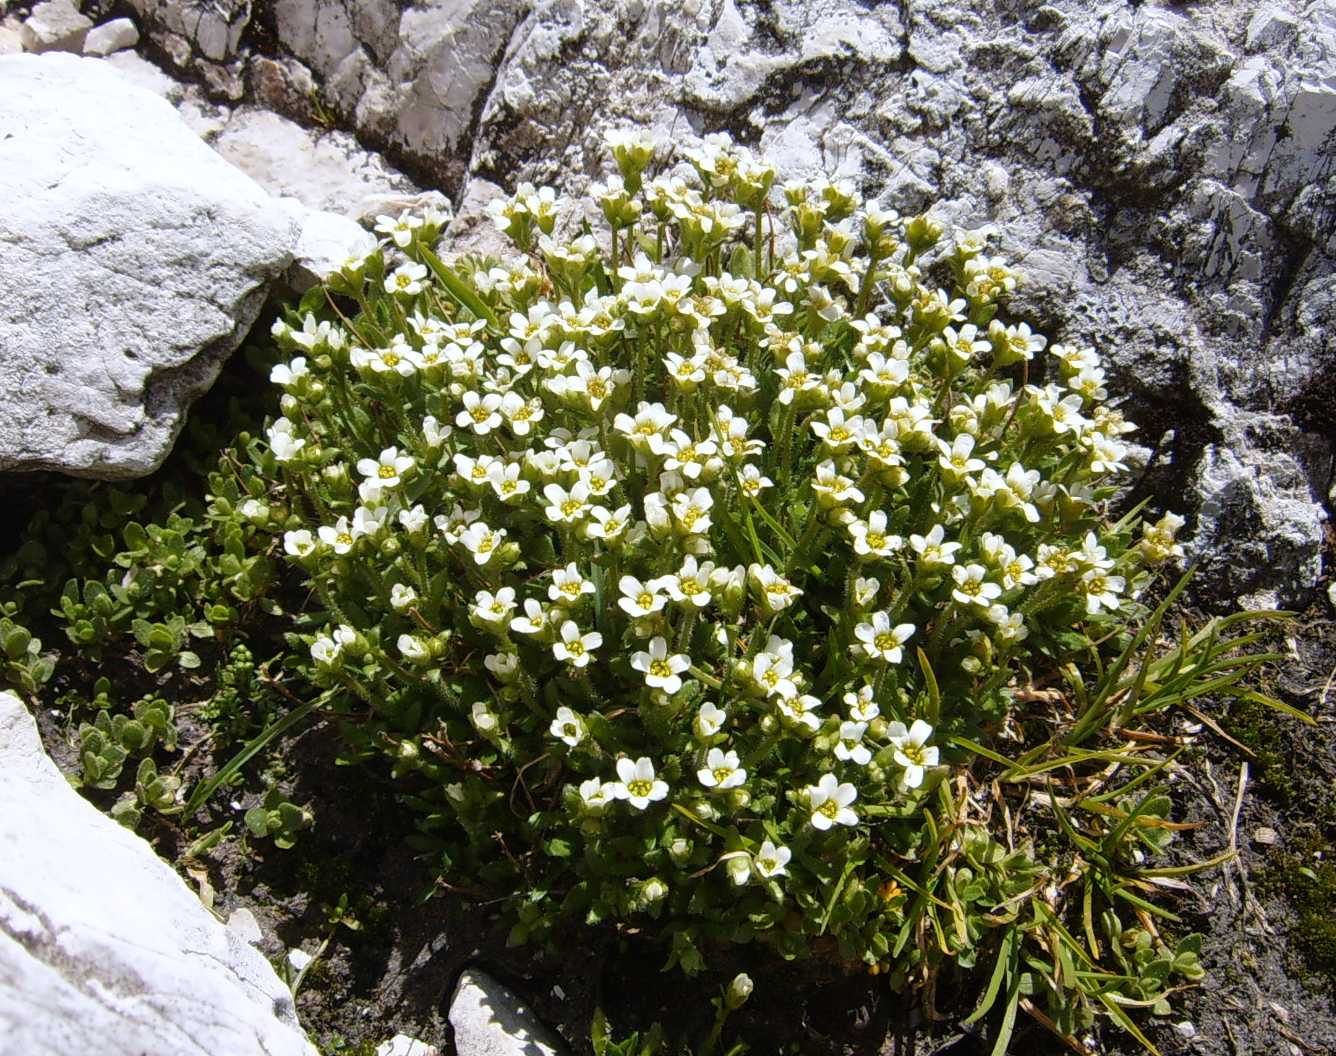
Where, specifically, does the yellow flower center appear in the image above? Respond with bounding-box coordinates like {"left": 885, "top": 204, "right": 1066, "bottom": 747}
{"left": 874, "top": 633, "right": 896, "bottom": 652}
{"left": 378, "top": 465, "right": 396, "bottom": 479}
{"left": 627, "top": 779, "right": 652, "bottom": 798}
{"left": 713, "top": 767, "right": 733, "bottom": 784}
{"left": 818, "top": 800, "right": 840, "bottom": 819}
{"left": 649, "top": 659, "right": 671, "bottom": 678}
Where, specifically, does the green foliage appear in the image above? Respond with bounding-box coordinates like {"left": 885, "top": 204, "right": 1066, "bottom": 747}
{"left": 0, "top": 607, "right": 55, "bottom": 694}
{"left": 244, "top": 786, "right": 314, "bottom": 849}
{"left": 110, "top": 758, "right": 183, "bottom": 828}
{"left": 77, "top": 688, "right": 177, "bottom": 790}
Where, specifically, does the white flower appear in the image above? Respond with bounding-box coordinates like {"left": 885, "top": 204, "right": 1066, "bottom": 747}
{"left": 385, "top": 261, "right": 428, "bottom": 296}
{"left": 726, "top": 854, "right": 752, "bottom": 886}
{"left": 473, "top": 586, "right": 517, "bottom": 626}
{"left": 267, "top": 418, "right": 305, "bottom": 462}
{"left": 852, "top": 576, "right": 880, "bottom": 609}
{"left": 550, "top": 706, "right": 587, "bottom": 747}
{"left": 390, "top": 583, "right": 418, "bottom": 611}
{"left": 398, "top": 634, "right": 430, "bottom": 663}
{"left": 806, "top": 774, "right": 858, "bottom": 830}
{"left": 697, "top": 747, "right": 746, "bottom": 789}
{"left": 989, "top": 605, "right": 1029, "bottom": 644}
{"left": 749, "top": 563, "right": 802, "bottom": 613}
{"left": 737, "top": 463, "right": 773, "bottom": 497}
{"left": 833, "top": 721, "right": 871, "bottom": 765}
{"left": 630, "top": 636, "right": 690, "bottom": 695}
{"left": 317, "top": 516, "right": 356, "bottom": 555}
{"left": 659, "top": 555, "right": 714, "bottom": 608}
{"left": 500, "top": 391, "right": 545, "bottom": 436}
{"left": 552, "top": 620, "right": 601, "bottom": 667}
{"left": 1081, "top": 569, "right": 1125, "bottom": 614}
{"left": 618, "top": 575, "right": 668, "bottom": 618}
{"left": 752, "top": 637, "right": 798, "bottom": 699}
{"left": 909, "top": 524, "right": 961, "bottom": 567}
{"left": 356, "top": 446, "right": 414, "bottom": 489}
{"left": 548, "top": 562, "right": 594, "bottom": 603}
{"left": 585, "top": 503, "right": 632, "bottom": 543}
{"left": 844, "top": 685, "right": 879, "bottom": 723}
{"left": 937, "top": 433, "right": 986, "bottom": 478}
{"left": 777, "top": 693, "right": 822, "bottom": 732}
{"left": 398, "top": 505, "right": 429, "bottom": 534}
{"left": 612, "top": 757, "right": 669, "bottom": 810}
{"left": 458, "top": 521, "right": 506, "bottom": 565}
{"left": 488, "top": 461, "right": 531, "bottom": 503}
{"left": 671, "top": 487, "right": 714, "bottom": 534}
{"left": 853, "top": 612, "right": 915, "bottom": 664}
{"left": 374, "top": 210, "right": 423, "bottom": 247}
{"left": 456, "top": 391, "right": 504, "bottom": 435}
{"left": 578, "top": 777, "right": 613, "bottom": 814}
{"left": 485, "top": 651, "right": 519, "bottom": 681}
{"left": 888, "top": 719, "right": 938, "bottom": 788}
{"left": 509, "top": 598, "right": 550, "bottom": 637}
{"left": 543, "top": 481, "right": 592, "bottom": 525}
{"left": 950, "top": 564, "right": 1002, "bottom": 608}
{"left": 310, "top": 634, "right": 341, "bottom": 666}
{"left": 471, "top": 701, "right": 500, "bottom": 735}
{"left": 694, "top": 701, "right": 727, "bottom": 738}
{"left": 422, "top": 414, "right": 452, "bottom": 447}
{"left": 269, "top": 358, "right": 308, "bottom": 387}
{"left": 283, "top": 529, "right": 316, "bottom": 557}
{"left": 753, "top": 840, "right": 791, "bottom": 879}
{"left": 848, "top": 511, "right": 902, "bottom": 559}
{"left": 351, "top": 505, "right": 387, "bottom": 539}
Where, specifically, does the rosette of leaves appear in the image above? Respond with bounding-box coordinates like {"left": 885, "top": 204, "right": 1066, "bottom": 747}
{"left": 237, "top": 130, "right": 1285, "bottom": 1047}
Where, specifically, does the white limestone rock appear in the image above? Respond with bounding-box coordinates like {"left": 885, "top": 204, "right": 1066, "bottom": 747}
{"left": 376, "top": 1035, "right": 440, "bottom": 1056}
{"left": 0, "top": 16, "right": 21, "bottom": 55}
{"left": 0, "top": 689, "right": 317, "bottom": 1056}
{"left": 210, "top": 107, "right": 447, "bottom": 219}
{"left": 448, "top": 970, "right": 565, "bottom": 1056}
{"left": 279, "top": 198, "right": 377, "bottom": 291}
{"left": 0, "top": 53, "right": 296, "bottom": 479}
{"left": 83, "top": 17, "right": 140, "bottom": 56}
{"left": 19, "top": 0, "right": 92, "bottom": 52}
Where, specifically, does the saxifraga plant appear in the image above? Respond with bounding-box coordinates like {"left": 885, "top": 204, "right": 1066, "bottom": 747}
{"left": 39, "top": 128, "right": 1297, "bottom": 1053}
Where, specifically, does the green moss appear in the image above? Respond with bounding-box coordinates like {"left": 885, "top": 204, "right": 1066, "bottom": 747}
{"left": 1256, "top": 834, "right": 1336, "bottom": 992}
{"left": 1221, "top": 696, "right": 1295, "bottom": 805}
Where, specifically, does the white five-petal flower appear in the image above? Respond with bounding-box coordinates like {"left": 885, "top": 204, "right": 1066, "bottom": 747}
{"left": 806, "top": 774, "right": 858, "bottom": 830}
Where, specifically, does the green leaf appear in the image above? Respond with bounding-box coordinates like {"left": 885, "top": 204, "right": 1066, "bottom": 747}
{"left": 418, "top": 245, "right": 499, "bottom": 330}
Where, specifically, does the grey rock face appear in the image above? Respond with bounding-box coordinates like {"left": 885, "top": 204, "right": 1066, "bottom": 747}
{"left": 0, "top": 690, "right": 318, "bottom": 1056}
{"left": 80, "top": 0, "right": 1336, "bottom": 605}
{"left": 448, "top": 970, "right": 565, "bottom": 1056}
{"left": 0, "top": 53, "right": 296, "bottom": 479}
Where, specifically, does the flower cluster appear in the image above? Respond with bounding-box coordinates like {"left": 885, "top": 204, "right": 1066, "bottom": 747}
{"left": 261, "top": 129, "right": 1182, "bottom": 969}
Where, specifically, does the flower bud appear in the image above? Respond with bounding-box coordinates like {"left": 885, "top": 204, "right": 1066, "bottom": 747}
{"left": 728, "top": 787, "right": 751, "bottom": 811}
{"left": 759, "top": 714, "right": 777, "bottom": 735}
{"left": 668, "top": 838, "right": 693, "bottom": 866}
{"left": 725, "top": 973, "right": 754, "bottom": 1010}
{"left": 280, "top": 394, "right": 299, "bottom": 415}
